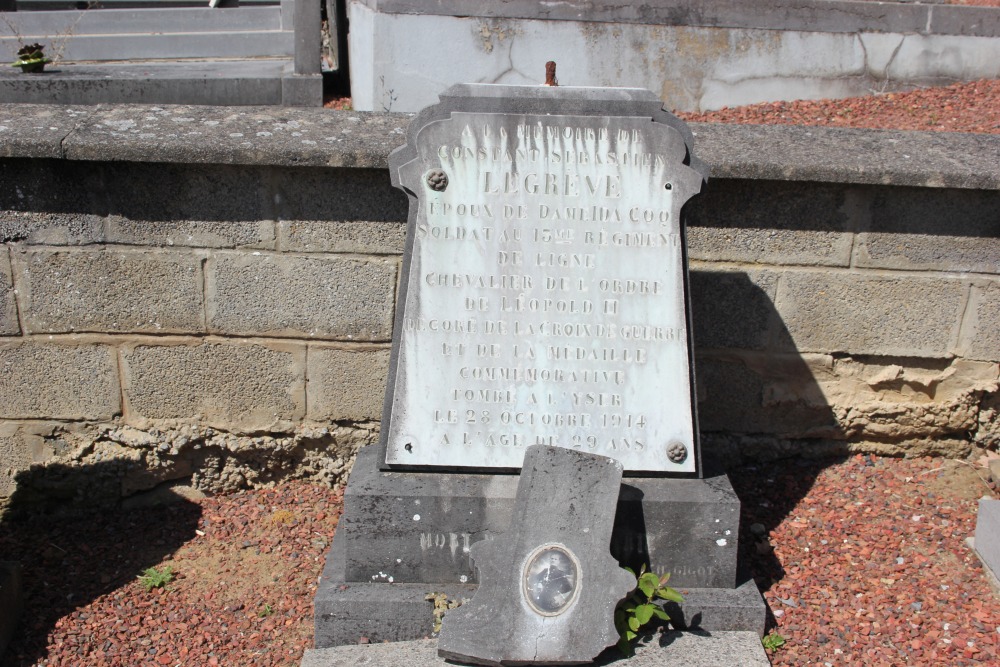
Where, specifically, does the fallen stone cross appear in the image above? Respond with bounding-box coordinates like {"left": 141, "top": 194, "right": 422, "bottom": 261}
{"left": 437, "top": 445, "right": 634, "bottom": 665}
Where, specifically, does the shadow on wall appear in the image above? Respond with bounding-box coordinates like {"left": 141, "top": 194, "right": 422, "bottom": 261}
{"left": 0, "top": 462, "right": 201, "bottom": 667}
{"left": 0, "top": 158, "right": 408, "bottom": 246}
{"left": 688, "top": 268, "right": 839, "bottom": 623}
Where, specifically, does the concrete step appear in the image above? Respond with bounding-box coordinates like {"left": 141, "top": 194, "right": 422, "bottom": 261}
{"left": 301, "top": 634, "right": 772, "bottom": 667}
{"left": 0, "top": 60, "right": 305, "bottom": 105}
{"left": 17, "top": 0, "right": 278, "bottom": 7}
{"left": 0, "top": 7, "right": 284, "bottom": 34}
{"left": 1, "top": 31, "right": 294, "bottom": 61}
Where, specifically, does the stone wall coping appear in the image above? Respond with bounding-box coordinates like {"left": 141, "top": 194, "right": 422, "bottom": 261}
{"left": 351, "top": 0, "right": 1000, "bottom": 39}
{"left": 1, "top": 103, "right": 998, "bottom": 190}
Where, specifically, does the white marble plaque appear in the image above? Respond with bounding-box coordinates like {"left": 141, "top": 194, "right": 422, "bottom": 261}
{"left": 386, "top": 110, "right": 703, "bottom": 472}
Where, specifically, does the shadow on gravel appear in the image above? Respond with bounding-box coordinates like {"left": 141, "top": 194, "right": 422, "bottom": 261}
{"left": 0, "top": 461, "right": 201, "bottom": 667}
{"left": 687, "top": 265, "right": 844, "bottom": 630}
{"left": 728, "top": 455, "right": 850, "bottom": 631}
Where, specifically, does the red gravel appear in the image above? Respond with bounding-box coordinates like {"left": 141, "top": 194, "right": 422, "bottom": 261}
{"left": 676, "top": 79, "right": 1000, "bottom": 134}
{"left": 3, "top": 456, "right": 996, "bottom": 666}
{"left": 730, "top": 454, "right": 999, "bottom": 666}
{"left": 0, "top": 482, "right": 342, "bottom": 667}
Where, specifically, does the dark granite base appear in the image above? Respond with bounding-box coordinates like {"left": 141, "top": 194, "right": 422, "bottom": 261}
{"left": 315, "top": 532, "right": 766, "bottom": 647}
{"left": 314, "top": 447, "right": 767, "bottom": 648}
{"left": 664, "top": 577, "right": 767, "bottom": 637}
{"left": 335, "top": 446, "right": 740, "bottom": 590}
{"left": 315, "top": 534, "right": 477, "bottom": 647}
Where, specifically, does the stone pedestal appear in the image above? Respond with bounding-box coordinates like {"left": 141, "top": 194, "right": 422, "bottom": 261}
{"left": 314, "top": 446, "right": 765, "bottom": 647}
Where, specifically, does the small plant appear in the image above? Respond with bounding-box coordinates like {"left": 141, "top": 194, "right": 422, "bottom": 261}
{"left": 425, "top": 592, "right": 464, "bottom": 634}
{"left": 269, "top": 509, "right": 295, "bottom": 525}
{"left": 11, "top": 43, "right": 51, "bottom": 73}
{"left": 137, "top": 565, "right": 174, "bottom": 592}
{"left": 258, "top": 603, "right": 274, "bottom": 618}
{"left": 614, "top": 565, "right": 683, "bottom": 656}
{"left": 762, "top": 631, "right": 786, "bottom": 652}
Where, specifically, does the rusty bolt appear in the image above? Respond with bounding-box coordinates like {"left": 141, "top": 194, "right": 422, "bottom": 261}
{"left": 545, "top": 61, "right": 558, "bottom": 87}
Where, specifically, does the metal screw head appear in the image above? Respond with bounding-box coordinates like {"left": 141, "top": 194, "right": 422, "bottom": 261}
{"left": 426, "top": 169, "right": 449, "bottom": 192}
{"left": 667, "top": 441, "right": 688, "bottom": 464}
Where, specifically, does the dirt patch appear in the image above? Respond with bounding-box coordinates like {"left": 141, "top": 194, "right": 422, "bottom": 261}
{"left": 922, "top": 459, "right": 994, "bottom": 502}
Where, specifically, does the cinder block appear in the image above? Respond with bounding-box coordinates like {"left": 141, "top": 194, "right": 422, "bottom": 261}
{"left": 685, "top": 179, "right": 855, "bottom": 267}
{"left": 0, "top": 422, "right": 56, "bottom": 497}
{"left": 856, "top": 187, "right": 1000, "bottom": 273}
{"left": 308, "top": 346, "right": 390, "bottom": 421}
{"left": 206, "top": 252, "right": 396, "bottom": 341}
{"left": 107, "top": 218, "right": 275, "bottom": 250}
{"left": 274, "top": 167, "right": 408, "bottom": 222}
{"left": 0, "top": 248, "right": 17, "bottom": 335}
{"left": 690, "top": 269, "right": 779, "bottom": 351}
{"left": 278, "top": 220, "right": 406, "bottom": 254}
{"left": 960, "top": 281, "right": 1000, "bottom": 362}
{"left": 122, "top": 340, "right": 305, "bottom": 431}
{"left": 15, "top": 248, "right": 204, "bottom": 334}
{"left": 102, "top": 163, "right": 274, "bottom": 249}
{"left": 695, "top": 353, "right": 837, "bottom": 437}
{"left": 773, "top": 272, "right": 965, "bottom": 357}
{"left": 0, "top": 342, "right": 120, "bottom": 420}
{"left": 0, "top": 159, "right": 106, "bottom": 245}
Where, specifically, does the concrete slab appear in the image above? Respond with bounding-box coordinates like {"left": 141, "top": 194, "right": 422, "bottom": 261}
{"left": 3, "top": 102, "right": 997, "bottom": 192}
{"left": 0, "top": 104, "right": 89, "bottom": 158}
{"left": 0, "top": 61, "right": 294, "bottom": 107}
{"left": 58, "top": 103, "right": 409, "bottom": 168}
{"left": 301, "top": 632, "right": 770, "bottom": 667}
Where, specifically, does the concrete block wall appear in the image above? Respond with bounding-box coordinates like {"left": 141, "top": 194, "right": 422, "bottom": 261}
{"left": 686, "top": 179, "right": 1000, "bottom": 460}
{"left": 0, "top": 159, "right": 404, "bottom": 505}
{"left": 0, "top": 103, "right": 997, "bottom": 510}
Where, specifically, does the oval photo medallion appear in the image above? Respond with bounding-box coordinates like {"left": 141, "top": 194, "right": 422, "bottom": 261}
{"left": 522, "top": 544, "right": 581, "bottom": 616}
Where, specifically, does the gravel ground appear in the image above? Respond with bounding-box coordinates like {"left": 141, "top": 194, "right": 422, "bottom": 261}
{"left": 0, "top": 483, "right": 343, "bottom": 667}
{"left": 677, "top": 79, "right": 1000, "bottom": 134}
{"left": 6, "top": 79, "right": 1000, "bottom": 666}
{"left": 2, "top": 455, "right": 997, "bottom": 666}
{"left": 731, "top": 454, "right": 999, "bottom": 666}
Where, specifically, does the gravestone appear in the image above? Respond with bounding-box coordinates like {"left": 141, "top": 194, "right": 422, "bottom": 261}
{"left": 974, "top": 497, "right": 1000, "bottom": 583}
{"left": 437, "top": 445, "right": 634, "bottom": 665}
{"left": 314, "top": 83, "right": 765, "bottom": 648}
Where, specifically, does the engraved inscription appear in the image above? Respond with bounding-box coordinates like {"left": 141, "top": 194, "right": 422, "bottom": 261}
{"left": 387, "top": 112, "right": 701, "bottom": 471}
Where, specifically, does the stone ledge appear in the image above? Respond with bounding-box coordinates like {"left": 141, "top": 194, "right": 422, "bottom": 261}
{"left": 1, "top": 104, "right": 998, "bottom": 190}
{"left": 301, "top": 632, "right": 770, "bottom": 667}
{"left": 352, "top": 0, "right": 1000, "bottom": 38}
